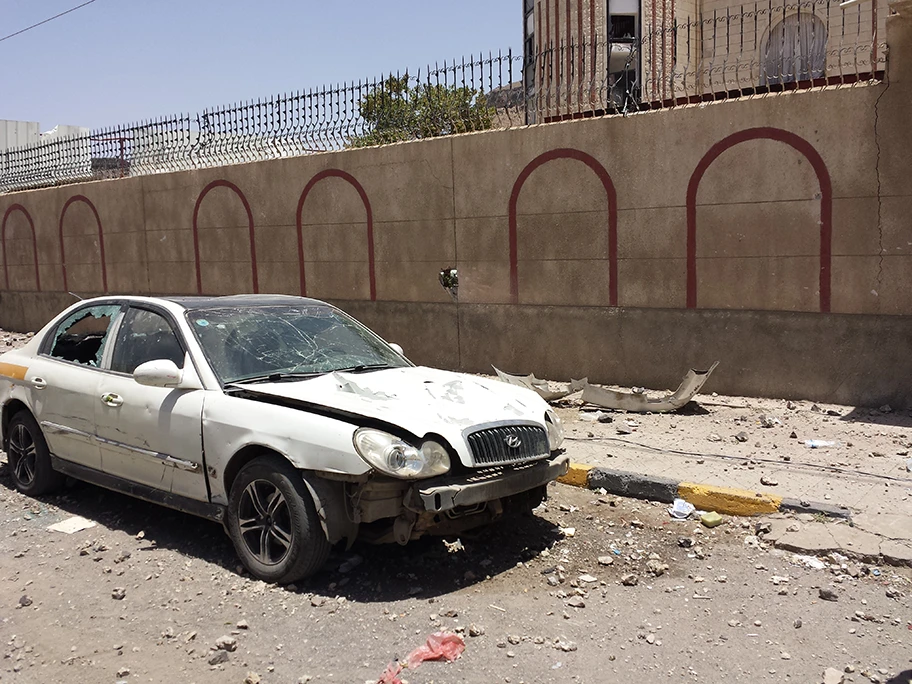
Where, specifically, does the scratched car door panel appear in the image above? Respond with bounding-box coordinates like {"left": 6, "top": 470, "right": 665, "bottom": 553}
{"left": 35, "top": 304, "right": 123, "bottom": 471}
{"left": 95, "top": 306, "right": 207, "bottom": 499}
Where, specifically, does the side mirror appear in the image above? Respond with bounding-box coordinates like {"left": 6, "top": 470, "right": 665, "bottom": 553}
{"left": 133, "top": 359, "right": 183, "bottom": 388}
{"left": 133, "top": 354, "right": 203, "bottom": 390}
{"left": 389, "top": 343, "right": 404, "bottom": 356}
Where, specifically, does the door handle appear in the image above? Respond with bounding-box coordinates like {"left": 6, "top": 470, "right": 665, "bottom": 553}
{"left": 31, "top": 377, "right": 47, "bottom": 390}
{"left": 100, "top": 393, "right": 124, "bottom": 407}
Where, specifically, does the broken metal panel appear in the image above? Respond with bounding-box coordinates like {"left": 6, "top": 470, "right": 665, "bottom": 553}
{"left": 580, "top": 361, "right": 720, "bottom": 413}
{"left": 493, "top": 366, "right": 574, "bottom": 401}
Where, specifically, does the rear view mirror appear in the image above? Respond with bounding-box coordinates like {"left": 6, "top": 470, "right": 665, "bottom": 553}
{"left": 389, "top": 343, "right": 404, "bottom": 356}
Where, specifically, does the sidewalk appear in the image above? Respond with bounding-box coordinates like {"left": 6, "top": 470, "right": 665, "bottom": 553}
{"left": 554, "top": 390, "right": 912, "bottom": 562}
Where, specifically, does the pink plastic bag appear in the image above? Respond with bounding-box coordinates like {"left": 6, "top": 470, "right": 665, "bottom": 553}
{"left": 378, "top": 631, "right": 466, "bottom": 683}
{"left": 405, "top": 632, "right": 466, "bottom": 668}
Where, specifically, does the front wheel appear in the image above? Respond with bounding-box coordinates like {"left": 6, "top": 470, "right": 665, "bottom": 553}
{"left": 6, "top": 411, "right": 65, "bottom": 496}
{"left": 226, "top": 457, "right": 330, "bottom": 584}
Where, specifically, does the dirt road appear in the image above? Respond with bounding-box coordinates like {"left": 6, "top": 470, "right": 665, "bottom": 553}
{"left": 1, "top": 471, "right": 910, "bottom": 683}
{"left": 1, "top": 328, "right": 911, "bottom": 683}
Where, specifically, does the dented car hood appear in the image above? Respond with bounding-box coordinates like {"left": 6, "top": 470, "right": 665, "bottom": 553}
{"left": 234, "top": 366, "right": 550, "bottom": 464}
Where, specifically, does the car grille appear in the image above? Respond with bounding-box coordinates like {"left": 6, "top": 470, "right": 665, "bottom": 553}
{"left": 466, "top": 425, "right": 549, "bottom": 467}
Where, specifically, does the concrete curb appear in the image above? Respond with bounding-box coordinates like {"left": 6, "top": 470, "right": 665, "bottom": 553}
{"left": 557, "top": 465, "right": 850, "bottom": 519}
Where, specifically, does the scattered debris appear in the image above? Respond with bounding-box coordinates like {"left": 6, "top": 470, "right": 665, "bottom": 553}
{"left": 823, "top": 667, "right": 845, "bottom": 684}
{"left": 669, "top": 498, "right": 696, "bottom": 519}
{"left": 701, "top": 511, "right": 723, "bottom": 528}
{"left": 492, "top": 367, "right": 577, "bottom": 401}
{"left": 759, "top": 414, "right": 782, "bottom": 428}
{"left": 819, "top": 588, "right": 839, "bottom": 602}
{"left": 646, "top": 559, "right": 669, "bottom": 576}
{"left": 555, "top": 639, "right": 578, "bottom": 652}
{"left": 620, "top": 574, "right": 639, "bottom": 586}
{"left": 208, "top": 650, "right": 229, "bottom": 665}
{"left": 795, "top": 555, "right": 827, "bottom": 570}
{"left": 111, "top": 587, "right": 126, "bottom": 600}
{"left": 759, "top": 476, "right": 779, "bottom": 487}
{"left": 215, "top": 635, "right": 238, "bottom": 652}
{"left": 576, "top": 362, "right": 719, "bottom": 413}
{"left": 378, "top": 632, "right": 465, "bottom": 684}
{"left": 47, "top": 516, "right": 97, "bottom": 534}
{"left": 565, "top": 596, "right": 586, "bottom": 608}
{"left": 805, "top": 440, "right": 838, "bottom": 449}
{"left": 443, "top": 539, "right": 465, "bottom": 553}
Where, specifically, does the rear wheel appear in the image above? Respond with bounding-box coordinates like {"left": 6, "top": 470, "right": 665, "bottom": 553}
{"left": 226, "top": 456, "right": 330, "bottom": 584}
{"left": 6, "top": 411, "right": 65, "bottom": 496}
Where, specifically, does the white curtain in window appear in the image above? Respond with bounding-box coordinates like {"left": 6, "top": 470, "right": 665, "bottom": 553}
{"left": 762, "top": 13, "right": 828, "bottom": 85}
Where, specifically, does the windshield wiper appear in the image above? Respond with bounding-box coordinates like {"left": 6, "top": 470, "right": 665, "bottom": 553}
{"left": 332, "top": 363, "right": 396, "bottom": 374}
{"left": 226, "top": 371, "right": 324, "bottom": 386}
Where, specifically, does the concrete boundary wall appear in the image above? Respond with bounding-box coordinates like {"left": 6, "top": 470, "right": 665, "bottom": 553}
{"left": 2, "top": 3, "right": 911, "bottom": 407}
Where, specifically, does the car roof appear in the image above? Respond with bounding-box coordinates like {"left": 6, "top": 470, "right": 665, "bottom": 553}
{"left": 160, "top": 294, "right": 331, "bottom": 311}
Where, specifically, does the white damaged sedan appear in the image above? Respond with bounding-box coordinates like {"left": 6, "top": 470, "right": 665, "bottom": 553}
{"left": 0, "top": 295, "right": 568, "bottom": 582}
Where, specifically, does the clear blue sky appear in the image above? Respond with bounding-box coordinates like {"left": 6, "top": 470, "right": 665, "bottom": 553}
{"left": 1, "top": 0, "right": 522, "bottom": 130}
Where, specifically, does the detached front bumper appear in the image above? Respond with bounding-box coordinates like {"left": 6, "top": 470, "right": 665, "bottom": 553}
{"left": 414, "top": 454, "right": 570, "bottom": 513}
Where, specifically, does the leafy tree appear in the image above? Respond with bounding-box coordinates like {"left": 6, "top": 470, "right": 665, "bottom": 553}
{"left": 349, "top": 74, "right": 495, "bottom": 148}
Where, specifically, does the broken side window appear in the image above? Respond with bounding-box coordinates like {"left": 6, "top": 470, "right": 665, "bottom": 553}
{"left": 49, "top": 304, "right": 122, "bottom": 367}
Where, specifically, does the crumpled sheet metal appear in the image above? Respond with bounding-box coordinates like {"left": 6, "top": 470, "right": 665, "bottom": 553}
{"left": 492, "top": 366, "right": 587, "bottom": 402}
{"left": 580, "top": 361, "right": 720, "bottom": 413}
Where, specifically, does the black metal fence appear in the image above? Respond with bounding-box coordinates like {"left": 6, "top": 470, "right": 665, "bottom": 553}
{"left": 1, "top": 0, "right": 886, "bottom": 194}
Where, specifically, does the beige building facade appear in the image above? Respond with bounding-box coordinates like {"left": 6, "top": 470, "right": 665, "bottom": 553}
{"left": 524, "top": 0, "right": 887, "bottom": 117}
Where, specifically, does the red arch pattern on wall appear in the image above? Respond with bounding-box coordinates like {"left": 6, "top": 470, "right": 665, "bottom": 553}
{"left": 192, "top": 180, "right": 258, "bottom": 295}
{"left": 686, "top": 127, "right": 833, "bottom": 312}
{"left": 295, "top": 169, "right": 376, "bottom": 301}
{"left": 1, "top": 204, "right": 41, "bottom": 291}
{"left": 508, "top": 148, "right": 618, "bottom": 306}
{"left": 59, "top": 195, "right": 108, "bottom": 293}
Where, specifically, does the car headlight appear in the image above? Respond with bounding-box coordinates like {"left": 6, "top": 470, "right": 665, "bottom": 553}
{"left": 545, "top": 410, "right": 564, "bottom": 450}
{"left": 353, "top": 428, "right": 451, "bottom": 479}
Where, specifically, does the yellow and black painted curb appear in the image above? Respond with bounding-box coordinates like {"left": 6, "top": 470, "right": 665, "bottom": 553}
{"left": 557, "top": 463, "right": 850, "bottom": 519}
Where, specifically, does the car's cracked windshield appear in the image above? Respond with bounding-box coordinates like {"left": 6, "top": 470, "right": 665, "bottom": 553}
{"left": 186, "top": 305, "right": 409, "bottom": 385}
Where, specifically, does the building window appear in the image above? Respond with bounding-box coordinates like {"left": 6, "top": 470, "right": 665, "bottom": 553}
{"left": 609, "top": 14, "right": 637, "bottom": 41}
{"left": 762, "top": 13, "right": 827, "bottom": 85}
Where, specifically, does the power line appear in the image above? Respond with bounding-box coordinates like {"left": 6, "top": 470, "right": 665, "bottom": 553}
{"left": 0, "top": 0, "right": 100, "bottom": 44}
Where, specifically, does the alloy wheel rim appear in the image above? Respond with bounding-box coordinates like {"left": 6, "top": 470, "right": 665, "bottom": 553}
{"left": 237, "top": 479, "right": 293, "bottom": 565}
{"left": 9, "top": 424, "right": 37, "bottom": 486}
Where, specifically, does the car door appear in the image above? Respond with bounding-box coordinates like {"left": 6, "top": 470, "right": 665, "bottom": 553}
{"left": 96, "top": 305, "right": 208, "bottom": 501}
{"left": 33, "top": 303, "right": 124, "bottom": 472}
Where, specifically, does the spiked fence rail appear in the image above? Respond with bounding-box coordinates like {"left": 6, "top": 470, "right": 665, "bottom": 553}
{"left": 0, "top": 0, "right": 886, "bottom": 194}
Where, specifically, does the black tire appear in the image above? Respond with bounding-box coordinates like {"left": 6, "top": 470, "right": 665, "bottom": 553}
{"left": 6, "top": 411, "right": 65, "bottom": 496}
{"left": 226, "top": 456, "right": 330, "bottom": 584}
